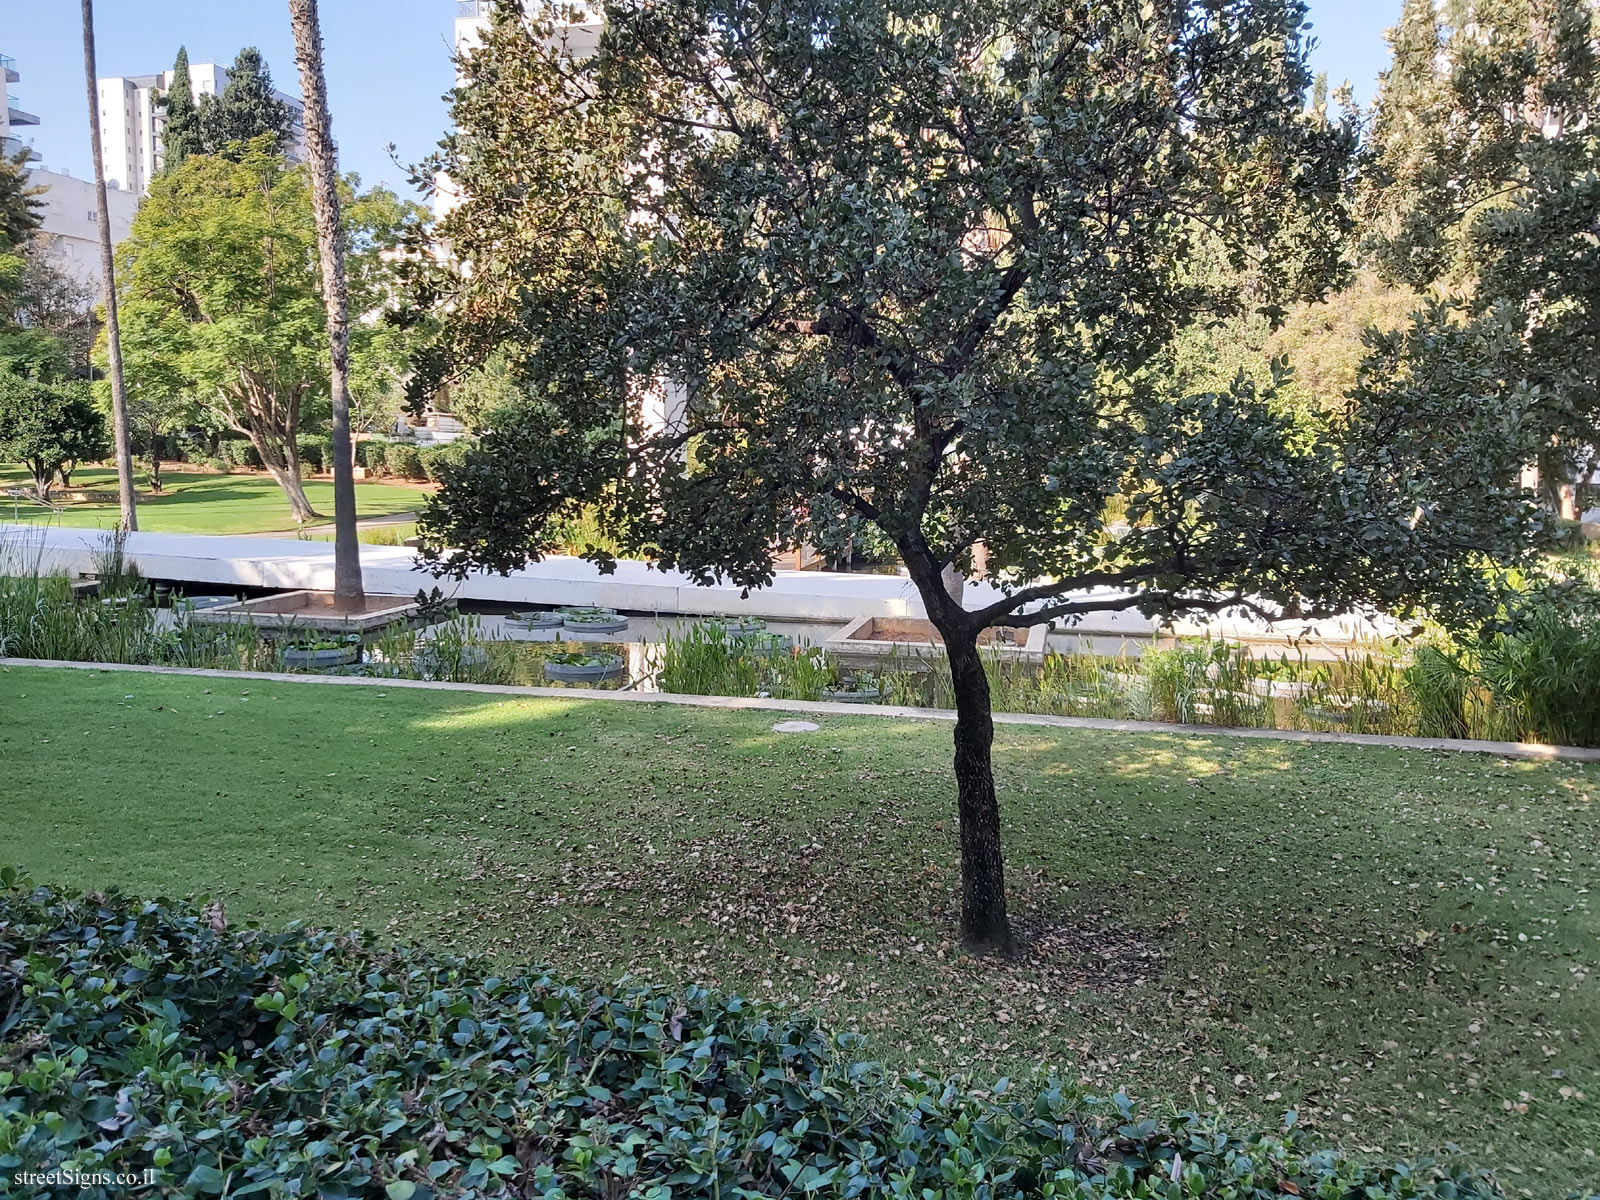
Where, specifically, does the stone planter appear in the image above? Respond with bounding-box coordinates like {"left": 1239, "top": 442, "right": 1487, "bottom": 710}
{"left": 508, "top": 610, "right": 565, "bottom": 631}
{"left": 560, "top": 609, "right": 630, "bottom": 635}
{"left": 282, "top": 644, "right": 361, "bottom": 669}
{"left": 543, "top": 653, "right": 625, "bottom": 683}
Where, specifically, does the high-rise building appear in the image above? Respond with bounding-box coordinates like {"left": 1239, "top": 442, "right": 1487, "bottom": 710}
{"left": 97, "top": 60, "right": 308, "bottom": 197}
{"left": 2, "top": 51, "right": 41, "bottom": 163}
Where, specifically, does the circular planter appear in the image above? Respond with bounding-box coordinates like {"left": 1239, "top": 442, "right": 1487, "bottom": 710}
{"left": 733, "top": 630, "right": 793, "bottom": 653}
{"left": 561, "top": 610, "right": 630, "bottom": 634}
{"left": 508, "top": 610, "right": 565, "bottom": 631}
{"left": 544, "top": 654, "right": 625, "bottom": 683}
{"left": 414, "top": 644, "right": 491, "bottom": 677}
{"left": 283, "top": 644, "right": 361, "bottom": 669}
{"left": 821, "top": 687, "right": 883, "bottom": 704}
{"left": 714, "top": 616, "right": 767, "bottom": 636}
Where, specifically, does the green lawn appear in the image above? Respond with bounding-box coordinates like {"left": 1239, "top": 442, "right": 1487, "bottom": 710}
{"left": 0, "top": 464, "right": 424, "bottom": 535}
{"left": 1, "top": 664, "right": 1595, "bottom": 1193}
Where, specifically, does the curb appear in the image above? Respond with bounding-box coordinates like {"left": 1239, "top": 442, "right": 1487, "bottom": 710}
{"left": 3, "top": 656, "right": 1598, "bottom": 763}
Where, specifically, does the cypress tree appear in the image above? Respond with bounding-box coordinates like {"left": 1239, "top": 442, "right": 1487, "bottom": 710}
{"left": 162, "top": 46, "right": 200, "bottom": 170}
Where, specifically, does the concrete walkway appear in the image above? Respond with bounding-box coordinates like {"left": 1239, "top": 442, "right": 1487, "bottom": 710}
{"left": 6, "top": 656, "right": 1596, "bottom": 763}
{"left": 0, "top": 523, "right": 1396, "bottom": 643}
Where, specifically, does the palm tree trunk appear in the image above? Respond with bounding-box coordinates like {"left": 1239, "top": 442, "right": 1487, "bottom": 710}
{"left": 289, "top": 0, "right": 363, "bottom": 604}
{"left": 81, "top": 0, "right": 137, "bottom": 531}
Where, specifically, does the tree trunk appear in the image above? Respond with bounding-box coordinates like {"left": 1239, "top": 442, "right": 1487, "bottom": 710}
{"left": 32, "top": 463, "right": 53, "bottom": 503}
{"left": 249, "top": 430, "right": 319, "bottom": 522}
{"left": 944, "top": 628, "right": 1016, "bottom": 955}
{"left": 81, "top": 0, "right": 138, "bottom": 532}
{"left": 289, "top": 0, "right": 364, "bottom": 604}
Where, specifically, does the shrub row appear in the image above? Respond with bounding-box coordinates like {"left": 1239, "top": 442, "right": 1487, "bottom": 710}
{"left": 0, "top": 879, "right": 1513, "bottom": 1200}
{"left": 355, "top": 438, "right": 468, "bottom": 481}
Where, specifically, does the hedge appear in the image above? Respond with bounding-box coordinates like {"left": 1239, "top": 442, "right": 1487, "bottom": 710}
{"left": 384, "top": 441, "right": 425, "bottom": 480}
{"left": 0, "top": 878, "right": 1515, "bottom": 1200}
{"left": 420, "top": 441, "right": 469, "bottom": 483}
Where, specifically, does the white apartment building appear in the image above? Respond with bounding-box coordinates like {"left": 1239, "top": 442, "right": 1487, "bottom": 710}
{"left": 98, "top": 60, "right": 308, "bottom": 197}
{"left": 28, "top": 168, "right": 139, "bottom": 295}
{"left": 2, "top": 51, "right": 136, "bottom": 298}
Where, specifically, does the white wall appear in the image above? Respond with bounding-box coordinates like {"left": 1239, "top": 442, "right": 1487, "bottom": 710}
{"left": 26, "top": 169, "right": 139, "bottom": 297}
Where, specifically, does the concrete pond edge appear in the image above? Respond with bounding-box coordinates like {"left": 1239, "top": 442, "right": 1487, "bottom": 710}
{"left": 4, "top": 655, "right": 1598, "bottom": 764}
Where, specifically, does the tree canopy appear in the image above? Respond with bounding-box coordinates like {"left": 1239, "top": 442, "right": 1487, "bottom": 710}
{"left": 0, "top": 372, "right": 107, "bottom": 500}
{"left": 114, "top": 140, "right": 420, "bottom": 520}
{"left": 196, "top": 48, "right": 296, "bottom": 159}
{"left": 408, "top": 0, "right": 1543, "bottom": 950}
{"left": 1362, "top": 0, "right": 1600, "bottom": 512}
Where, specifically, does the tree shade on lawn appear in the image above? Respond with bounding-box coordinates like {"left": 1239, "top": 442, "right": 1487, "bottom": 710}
{"left": 0, "top": 464, "right": 421, "bottom": 535}
{"left": 0, "top": 665, "right": 1595, "bottom": 1190}
{"left": 407, "top": 0, "right": 1542, "bottom": 953}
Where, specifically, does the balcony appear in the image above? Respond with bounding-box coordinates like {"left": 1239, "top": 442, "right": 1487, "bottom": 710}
{"left": 1, "top": 55, "right": 18, "bottom": 84}
{"left": 457, "top": 1, "right": 484, "bottom": 17}
{"left": 7, "top": 95, "right": 39, "bottom": 127}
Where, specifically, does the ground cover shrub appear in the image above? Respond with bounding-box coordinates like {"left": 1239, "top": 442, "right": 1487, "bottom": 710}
{"left": 0, "top": 878, "right": 1517, "bottom": 1200}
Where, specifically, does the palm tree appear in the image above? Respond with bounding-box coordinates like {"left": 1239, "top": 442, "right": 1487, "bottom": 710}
{"left": 288, "top": 0, "right": 363, "bottom": 603}
{"left": 81, "top": 0, "right": 137, "bottom": 530}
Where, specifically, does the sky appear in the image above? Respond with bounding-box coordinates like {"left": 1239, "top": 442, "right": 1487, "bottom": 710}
{"left": 6, "top": 0, "right": 1402, "bottom": 201}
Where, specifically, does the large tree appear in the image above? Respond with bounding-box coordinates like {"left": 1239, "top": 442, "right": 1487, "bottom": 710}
{"left": 410, "top": 0, "right": 1541, "bottom": 952}
{"left": 1361, "top": 0, "right": 1600, "bottom": 515}
{"left": 115, "top": 140, "right": 418, "bottom": 522}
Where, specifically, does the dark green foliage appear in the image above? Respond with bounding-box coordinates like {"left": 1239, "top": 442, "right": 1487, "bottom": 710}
{"left": 162, "top": 46, "right": 202, "bottom": 170}
{"left": 0, "top": 880, "right": 1515, "bottom": 1200}
{"left": 196, "top": 47, "right": 294, "bottom": 158}
{"left": 0, "top": 373, "right": 108, "bottom": 499}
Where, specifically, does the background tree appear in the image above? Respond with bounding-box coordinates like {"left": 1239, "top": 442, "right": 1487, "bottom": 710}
{"left": 0, "top": 372, "right": 107, "bottom": 501}
{"left": 1361, "top": 0, "right": 1600, "bottom": 516}
{"left": 0, "top": 146, "right": 53, "bottom": 373}
{"left": 81, "top": 0, "right": 137, "bottom": 529}
{"left": 116, "top": 140, "right": 418, "bottom": 522}
{"left": 410, "top": 0, "right": 1542, "bottom": 952}
{"left": 0, "top": 147, "right": 41, "bottom": 254}
{"left": 11, "top": 241, "right": 97, "bottom": 376}
{"left": 197, "top": 48, "right": 294, "bottom": 158}
{"left": 162, "top": 46, "right": 202, "bottom": 171}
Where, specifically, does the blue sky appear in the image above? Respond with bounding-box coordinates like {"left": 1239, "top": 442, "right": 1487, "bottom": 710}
{"left": 7, "top": 0, "right": 1402, "bottom": 200}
